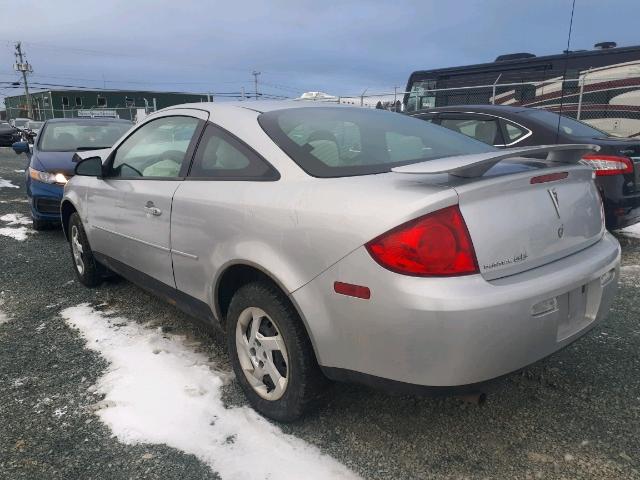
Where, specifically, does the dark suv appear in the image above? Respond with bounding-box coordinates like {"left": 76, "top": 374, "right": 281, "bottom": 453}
{"left": 410, "top": 105, "right": 640, "bottom": 229}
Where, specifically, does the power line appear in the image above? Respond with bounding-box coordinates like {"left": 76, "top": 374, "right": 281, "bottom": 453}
{"left": 0, "top": 39, "right": 138, "bottom": 58}
{"left": 1, "top": 80, "right": 291, "bottom": 99}
{"left": 260, "top": 81, "right": 303, "bottom": 94}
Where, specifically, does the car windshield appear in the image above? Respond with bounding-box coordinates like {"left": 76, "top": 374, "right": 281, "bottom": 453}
{"left": 28, "top": 121, "right": 44, "bottom": 129}
{"left": 521, "top": 108, "right": 607, "bottom": 138}
{"left": 38, "top": 120, "right": 131, "bottom": 152}
{"left": 259, "top": 107, "right": 495, "bottom": 177}
{"left": 14, "top": 119, "right": 29, "bottom": 128}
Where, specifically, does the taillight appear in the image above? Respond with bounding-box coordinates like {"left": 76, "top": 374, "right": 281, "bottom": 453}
{"left": 581, "top": 154, "right": 634, "bottom": 176}
{"left": 366, "top": 205, "right": 479, "bottom": 277}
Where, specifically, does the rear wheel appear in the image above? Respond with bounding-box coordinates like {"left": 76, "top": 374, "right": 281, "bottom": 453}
{"left": 68, "top": 212, "right": 102, "bottom": 287}
{"left": 226, "top": 281, "right": 328, "bottom": 421}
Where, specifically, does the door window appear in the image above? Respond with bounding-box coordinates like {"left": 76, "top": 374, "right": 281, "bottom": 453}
{"left": 110, "top": 116, "right": 199, "bottom": 178}
{"left": 189, "top": 124, "right": 278, "bottom": 179}
{"left": 439, "top": 117, "right": 502, "bottom": 145}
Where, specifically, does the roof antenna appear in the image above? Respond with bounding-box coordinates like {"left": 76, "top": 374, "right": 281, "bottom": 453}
{"left": 556, "top": 0, "right": 576, "bottom": 143}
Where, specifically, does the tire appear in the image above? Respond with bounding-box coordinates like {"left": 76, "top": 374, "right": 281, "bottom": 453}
{"left": 227, "top": 281, "right": 329, "bottom": 422}
{"left": 32, "top": 218, "right": 53, "bottom": 231}
{"left": 68, "top": 212, "right": 102, "bottom": 287}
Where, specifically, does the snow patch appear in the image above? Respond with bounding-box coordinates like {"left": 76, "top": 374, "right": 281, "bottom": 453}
{"left": 0, "top": 213, "right": 31, "bottom": 225}
{"left": 0, "top": 213, "right": 33, "bottom": 241}
{"left": 61, "top": 304, "right": 359, "bottom": 480}
{"left": 0, "top": 299, "right": 8, "bottom": 325}
{"left": 617, "top": 223, "right": 640, "bottom": 238}
{"left": 621, "top": 265, "right": 640, "bottom": 273}
{"left": 0, "top": 226, "right": 30, "bottom": 241}
{"left": 0, "top": 178, "right": 19, "bottom": 189}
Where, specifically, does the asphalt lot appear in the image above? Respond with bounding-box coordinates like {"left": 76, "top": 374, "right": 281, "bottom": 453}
{"left": 0, "top": 146, "right": 639, "bottom": 480}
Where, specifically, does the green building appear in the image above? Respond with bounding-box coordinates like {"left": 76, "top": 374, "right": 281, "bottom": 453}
{"left": 3, "top": 89, "right": 210, "bottom": 121}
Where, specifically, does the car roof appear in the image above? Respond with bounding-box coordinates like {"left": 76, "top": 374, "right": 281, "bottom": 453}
{"left": 159, "top": 100, "right": 351, "bottom": 116}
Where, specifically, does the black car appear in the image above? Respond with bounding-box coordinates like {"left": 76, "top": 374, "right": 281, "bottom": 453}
{"left": 0, "top": 123, "right": 20, "bottom": 147}
{"left": 410, "top": 105, "right": 640, "bottom": 229}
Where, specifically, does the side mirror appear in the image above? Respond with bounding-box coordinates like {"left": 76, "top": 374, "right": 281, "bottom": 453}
{"left": 75, "top": 156, "right": 103, "bottom": 177}
{"left": 11, "top": 141, "right": 29, "bottom": 154}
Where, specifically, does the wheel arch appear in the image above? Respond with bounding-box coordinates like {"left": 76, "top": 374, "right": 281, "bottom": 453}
{"left": 213, "top": 261, "right": 321, "bottom": 359}
{"left": 60, "top": 199, "right": 79, "bottom": 240}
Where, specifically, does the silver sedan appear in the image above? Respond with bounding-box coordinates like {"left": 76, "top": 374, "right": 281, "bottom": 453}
{"left": 62, "top": 102, "right": 620, "bottom": 421}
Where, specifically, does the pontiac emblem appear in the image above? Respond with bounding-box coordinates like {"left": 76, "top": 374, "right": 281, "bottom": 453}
{"left": 558, "top": 224, "right": 564, "bottom": 238}
{"left": 547, "top": 188, "right": 561, "bottom": 218}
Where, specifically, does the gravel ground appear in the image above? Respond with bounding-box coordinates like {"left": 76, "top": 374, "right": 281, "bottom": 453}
{"left": 0, "top": 147, "right": 638, "bottom": 480}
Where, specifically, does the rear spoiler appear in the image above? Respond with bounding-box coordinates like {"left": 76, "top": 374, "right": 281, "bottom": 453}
{"left": 391, "top": 144, "right": 600, "bottom": 178}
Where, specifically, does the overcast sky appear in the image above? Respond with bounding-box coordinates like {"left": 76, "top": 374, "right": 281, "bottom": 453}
{"left": 0, "top": 0, "right": 638, "bottom": 105}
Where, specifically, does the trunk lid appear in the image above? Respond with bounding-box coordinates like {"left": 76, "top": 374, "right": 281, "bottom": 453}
{"left": 455, "top": 166, "right": 603, "bottom": 280}
{"left": 391, "top": 144, "right": 604, "bottom": 280}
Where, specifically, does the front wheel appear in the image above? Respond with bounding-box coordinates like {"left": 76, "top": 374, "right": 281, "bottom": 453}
{"left": 227, "top": 281, "right": 329, "bottom": 422}
{"left": 68, "top": 212, "right": 102, "bottom": 287}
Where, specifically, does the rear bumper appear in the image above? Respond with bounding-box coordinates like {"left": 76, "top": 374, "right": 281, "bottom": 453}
{"left": 292, "top": 233, "right": 620, "bottom": 388}
{"left": 600, "top": 179, "right": 640, "bottom": 229}
{"left": 27, "top": 179, "right": 63, "bottom": 222}
{"left": 606, "top": 194, "right": 640, "bottom": 229}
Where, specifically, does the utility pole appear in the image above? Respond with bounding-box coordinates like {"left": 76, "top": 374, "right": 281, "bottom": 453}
{"left": 13, "top": 42, "right": 33, "bottom": 119}
{"left": 252, "top": 70, "right": 261, "bottom": 100}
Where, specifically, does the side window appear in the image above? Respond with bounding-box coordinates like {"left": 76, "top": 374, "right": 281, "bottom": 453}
{"left": 110, "top": 116, "right": 199, "bottom": 178}
{"left": 440, "top": 117, "right": 502, "bottom": 145}
{"left": 503, "top": 121, "right": 528, "bottom": 144}
{"left": 189, "top": 124, "right": 277, "bottom": 179}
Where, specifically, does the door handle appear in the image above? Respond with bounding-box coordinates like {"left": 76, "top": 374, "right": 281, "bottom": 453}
{"left": 144, "top": 201, "right": 162, "bottom": 216}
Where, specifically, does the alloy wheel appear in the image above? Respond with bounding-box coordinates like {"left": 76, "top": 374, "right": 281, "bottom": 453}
{"left": 235, "top": 307, "right": 289, "bottom": 400}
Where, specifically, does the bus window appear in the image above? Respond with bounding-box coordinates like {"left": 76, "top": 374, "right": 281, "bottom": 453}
{"left": 408, "top": 79, "right": 437, "bottom": 111}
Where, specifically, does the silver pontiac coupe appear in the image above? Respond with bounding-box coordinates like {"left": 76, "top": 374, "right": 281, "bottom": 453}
{"left": 62, "top": 102, "right": 620, "bottom": 421}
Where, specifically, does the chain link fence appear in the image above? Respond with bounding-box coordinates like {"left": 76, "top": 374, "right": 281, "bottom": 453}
{"left": 332, "top": 72, "right": 640, "bottom": 137}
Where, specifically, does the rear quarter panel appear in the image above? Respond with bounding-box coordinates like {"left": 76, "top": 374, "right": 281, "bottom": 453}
{"left": 169, "top": 174, "right": 457, "bottom": 308}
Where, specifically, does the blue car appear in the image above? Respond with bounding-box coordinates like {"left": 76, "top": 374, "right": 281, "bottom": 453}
{"left": 12, "top": 118, "right": 132, "bottom": 229}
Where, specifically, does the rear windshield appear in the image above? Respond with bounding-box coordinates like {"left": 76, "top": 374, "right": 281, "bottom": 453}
{"left": 258, "top": 107, "right": 495, "bottom": 177}
{"left": 39, "top": 120, "right": 131, "bottom": 152}
{"left": 521, "top": 109, "right": 606, "bottom": 138}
